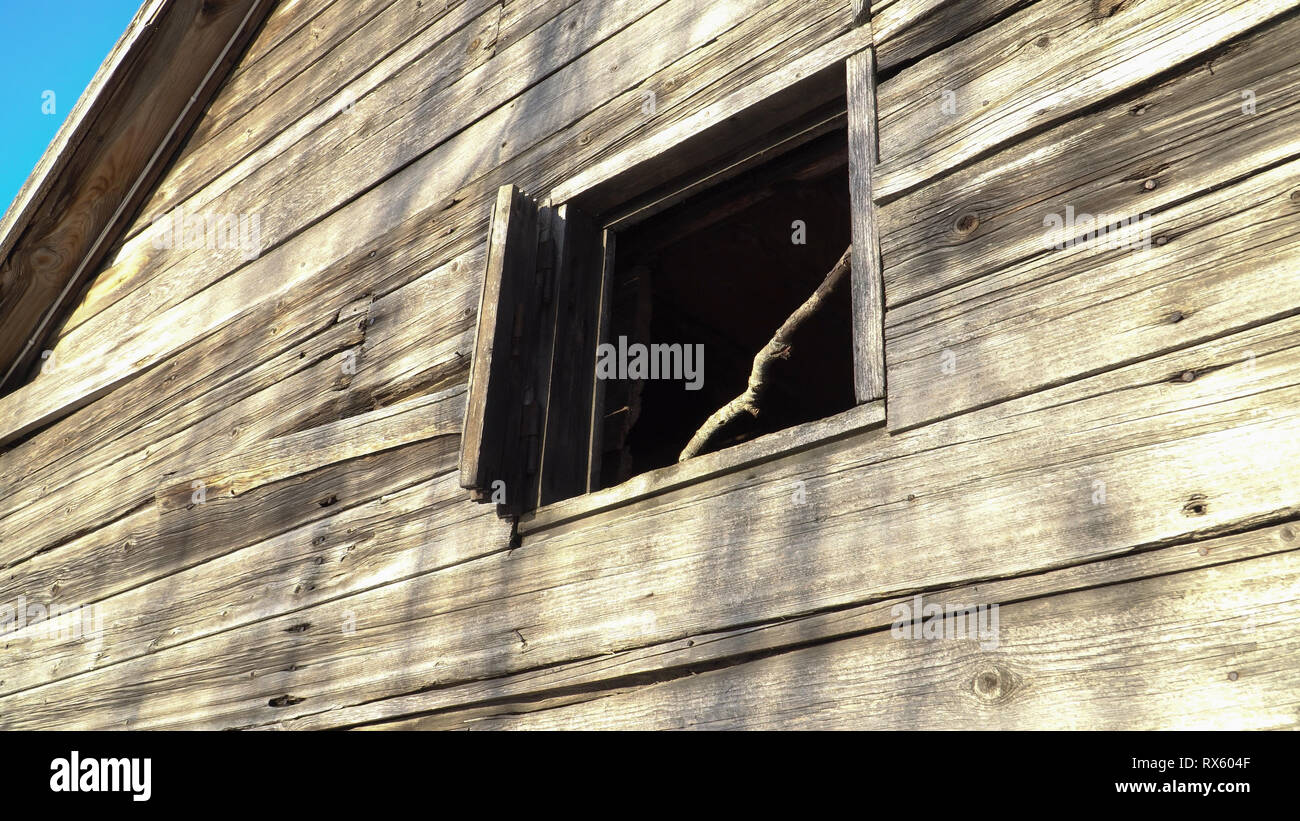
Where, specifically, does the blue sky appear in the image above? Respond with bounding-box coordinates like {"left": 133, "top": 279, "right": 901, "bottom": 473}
{"left": 0, "top": 0, "right": 143, "bottom": 216}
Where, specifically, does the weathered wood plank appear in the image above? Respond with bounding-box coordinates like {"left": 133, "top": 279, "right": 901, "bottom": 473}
{"left": 0, "top": 221, "right": 480, "bottom": 542}
{"left": 69, "top": 0, "right": 419, "bottom": 323}
{"left": 0, "top": 439, "right": 470, "bottom": 672}
{"left": 872, "top": 0, "right": 1297, "bottom": 200}
{"left": 436, "top": 551, "right": 1300, "bottom": 730}
{"left": 885, "top": 155, "right": 1300, "bottom": 431}
{"left": 523, "top": 400, "right": 884, "bottom": 535}
{"left": 344, "top": 247, "right": 486, "bottom": 409}
{"left": 879, "top": 8, "right": 1300, "bottom": 308}
{"left": 0, "top": 0, "right": 840, "bottom": 449}
{"left": 0, "top": 357, "right": 463, "bottom": 579}
{"left": 846, "top": 47, "right": 885, "bottom": 402}
{"left": 460, "top": 186, "right": 539, "bottom": 500}
{"left": 3, "top": 317, "right": 1296, "bottom": 729}
{"left": 56, "top": 0, "right": 505, "bottom": 345}
{"left": 327, "top": 521, "right": 1299, "bottom": 730}
{"left": 549, "top": 22, "right": 867, "bottom": 214}
{"left": 128, "top": 0, "right": 495, "bottom": 241}
{"left": 59, "top": 0, "right": 659, "bottom": 352}
{"left": 160, "top": 386, "right": 466, "bottom": 511}
{"left": 0, "top": 293, "right": 364, "bottom": 503}
{"left": 535, "top": 205, "right": 604, "bottom": 507}
{"left": 0, "top": 470, "right": 508, "bottom": 700}
{"left": 0, "top": 389, "right": 471, "bottom": 670}
{"left": 875, "top": 0, "right": 1030, "bottom": 73}
{"left": 228, "top": 0, "right": 335, "bottom": 65}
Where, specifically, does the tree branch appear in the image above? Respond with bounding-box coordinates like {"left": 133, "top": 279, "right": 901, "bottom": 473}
{"left": 678, "top": 244, "right": 853, "bottom": 461}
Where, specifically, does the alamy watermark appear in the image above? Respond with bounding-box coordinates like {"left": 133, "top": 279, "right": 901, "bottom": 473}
{"left": 1042, "top": 206, "right": 1152, "bottom": 251}
{"left": 151, "top": 204, "right": 262, "bottom": 261}
{"left": 50, "top": 751, "right": 150, "bottom": 802}
{"left": 595, "top": 335, "right": 704, "bottom": 390}
{"left": 0, "top": 596, "right": 104, "bottom": 644}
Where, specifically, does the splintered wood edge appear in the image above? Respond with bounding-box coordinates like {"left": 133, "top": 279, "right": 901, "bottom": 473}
{"left": 518, "top": 400, "right": 885, "bottom": 536}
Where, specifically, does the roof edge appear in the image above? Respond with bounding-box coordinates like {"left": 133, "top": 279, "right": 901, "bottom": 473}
{"left": 0, "top": 0, "right": 276, "bottom": 397}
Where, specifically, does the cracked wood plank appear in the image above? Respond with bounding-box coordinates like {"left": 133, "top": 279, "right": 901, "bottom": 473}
{"left": 441, "top": 550, "right": 1300, "bottom": 729}
{"left": 292, "top": 521, "right": 1299, "bottom": 729}
{"left": 3, "top": 316, "right": 1298, "bottom": 729}
{"left": 0, "top": 471, "right": 509, "bottom": 700}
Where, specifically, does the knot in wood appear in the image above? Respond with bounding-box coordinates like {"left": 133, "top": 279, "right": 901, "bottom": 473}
{"left": 971, "top": 664, "right": 1020, "bottom": 705}
{"left": 1181, "top": 494, "right": 1209, "bottom": 517}
{"left": 954, "top": 213, "right": 980, "bottom": 235}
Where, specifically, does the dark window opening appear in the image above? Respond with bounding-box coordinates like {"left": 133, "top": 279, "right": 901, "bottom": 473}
{"left": 595, "top": 129, "right": 856, "bottom": 490}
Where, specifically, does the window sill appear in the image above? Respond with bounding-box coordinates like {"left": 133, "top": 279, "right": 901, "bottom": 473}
{"left": 517, "top": 400, "right": 885, "bottom": 537}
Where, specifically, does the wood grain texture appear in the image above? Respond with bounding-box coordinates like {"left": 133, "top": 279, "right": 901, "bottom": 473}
{"left": 62, "top": 0, "right": 505, "bottom": 339}
{"left": 0, "top": 233, "right": 482, "bottom": 573}
{"left": 879, "top": 8, "right": 1300, "bottom": 308}
{"left": 885, "top": 154, "right": 1300, "bottom": 431}
{"left": 873, "top": 0, "right": 1298, "bottom": 200}
{"left": 460, "top": 185, "right": 539, "bottom": 500}
{"left": 0, "top": 0, "right": 274, "bottom": 392}
{"left": 5, "top": 316, "right": 1298, "bottom": 729}
{"left": 874, "top": 0, "right": 1030, "bottom": 73}
{"left": 4, "top": 0, "right": 1298, "bottom": 732}
{"left": 0, "top": 469, "right": 509, "bottom": 701}
{"left": 0, "top": 0, "right": 849, "bottom": 449}
{"left": 348, "top": 521, "right": 1298, "bottom": 729}
{"left": 847, "top": 47, "right": 885, "bottom": 402}
{"left": 852, "top": 0, "right": 869, "bottom": 27}
{"left": 50, "top": 0, "right": 506, "bottom": 361}
{"left": 427, "top": 550, "right": 1300, "bottom": 730}
{"left": 549, "top": 21, "right": 866, "bottom": 216}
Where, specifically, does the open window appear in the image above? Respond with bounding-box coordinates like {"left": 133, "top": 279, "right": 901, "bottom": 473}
{"left": 460, "top": 48, "right": 884, "bottom": 518}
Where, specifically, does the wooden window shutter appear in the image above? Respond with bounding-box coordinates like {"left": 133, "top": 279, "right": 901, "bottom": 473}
{"left": 847, "top": 46, "right": 886, "bottom": 403}
{"left": 460, "top": 185, "right": 608, "bottom": 516}
{"left": 534, "top": 204, "right": 610, "bottom": 508}
{"left": 460, "top": 185, "right": 542, "bottom": 515}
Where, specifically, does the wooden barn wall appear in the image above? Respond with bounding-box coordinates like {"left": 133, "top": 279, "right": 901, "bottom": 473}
{"left": 0, "top": 0, "right": 1296, "bottom": 729}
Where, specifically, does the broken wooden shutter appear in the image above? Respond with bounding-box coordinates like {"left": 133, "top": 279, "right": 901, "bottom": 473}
{"left": 460, "top": 185, "right": 608, "bottom": 515}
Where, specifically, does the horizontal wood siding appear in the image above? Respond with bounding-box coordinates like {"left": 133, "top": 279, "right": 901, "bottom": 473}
{"left": 0, "top": 0, "right": 1296, "bottom": 730}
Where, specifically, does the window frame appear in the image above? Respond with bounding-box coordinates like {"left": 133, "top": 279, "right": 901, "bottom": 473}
{"left": 461, "top": 39, "right": 885, "bottom": 524}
